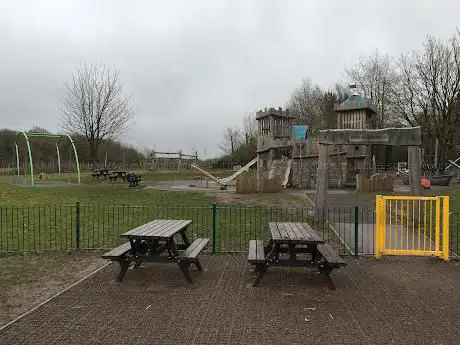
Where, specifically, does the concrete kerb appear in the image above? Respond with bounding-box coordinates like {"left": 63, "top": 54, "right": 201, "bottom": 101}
{"left": 304, "top": 193, "right": 355, "bottom": 256}
{"left": 0, "top": 261, "right": 112, "bottom": 332}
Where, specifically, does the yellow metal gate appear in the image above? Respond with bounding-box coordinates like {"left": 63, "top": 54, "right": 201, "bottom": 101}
{"left": 375, "top": 195, "right": 449, "bottom": 261}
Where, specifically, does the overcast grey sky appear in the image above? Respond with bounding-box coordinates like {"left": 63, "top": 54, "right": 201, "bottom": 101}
{"left": 1, "top": 0, "right": 459, "bottom": 158}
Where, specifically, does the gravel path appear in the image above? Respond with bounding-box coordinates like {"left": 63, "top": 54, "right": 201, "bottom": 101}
{"left": 1, "top": 255, "right": 460, "bottom": 345}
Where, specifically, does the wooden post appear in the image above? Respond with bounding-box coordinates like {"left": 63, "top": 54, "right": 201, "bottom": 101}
{"left": 256, "top": 154, "right": 260, "bottom": 192}
{"left": 177, "top": 150, "right": 182, "bottom": 170}
{"left": 314, "top": 144, "right": 328, "bottom": 219}
{"left": 408, "top": 146, "right": 422, "bottom": 196}
{"left": 434, "top": 138, "right": 439, "bottom": 172}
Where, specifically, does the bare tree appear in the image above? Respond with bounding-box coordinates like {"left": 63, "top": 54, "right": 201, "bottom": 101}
{"left": 61, "top": 63, "right": 133, "bottom": 165}
{"left": 346, "top": 51, "right": 398, "bottom": 127}
{"left": 242, "top": 113, "right": 257, "bottom": 146}
{"left": 220, "top": 127, "right": 241, "bottom": 158}
{"left": 287, "top": 79, "right": 325, "bottom": 133}
{"left": 392, "top": 30, "right": 460, "bottom": 168}
{"left": 288, "top": 79, "right": 349, "bottom": 132}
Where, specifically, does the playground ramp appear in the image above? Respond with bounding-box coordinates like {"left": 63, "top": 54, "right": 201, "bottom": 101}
{"left": 219, "top": 157, "right": 258, "bottom": 184}
{"left": 281, "top": 159, "right": 292, "bottom": 188}
{"left": 191, "top": 157, "right": 258, "bottom": 186}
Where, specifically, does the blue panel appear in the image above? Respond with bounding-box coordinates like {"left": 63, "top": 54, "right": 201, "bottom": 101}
{"left": 292, "top": 125, "right": 308, "bottom": 140}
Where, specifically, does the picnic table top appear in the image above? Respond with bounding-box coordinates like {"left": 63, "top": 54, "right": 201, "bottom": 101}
{"left": 268, "top": 222, "right": 324, "bottom": 244}
{"left": 121, "top": 219, "right": 192, "bottom": 239}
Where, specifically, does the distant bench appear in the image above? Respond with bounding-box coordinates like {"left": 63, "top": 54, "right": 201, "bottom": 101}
{"left": 126, "top": 173, "right": 142, "bottom": 187}
{"left": 92, "top": 169, "right": 110, "bottom": 180}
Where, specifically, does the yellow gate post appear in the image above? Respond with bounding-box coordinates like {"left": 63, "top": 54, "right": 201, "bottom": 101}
{"left": 375, "top": 195, "right": 383, "bottom": 259}
{"left": 442, "top": 196, "right": 450, "bottom": 261}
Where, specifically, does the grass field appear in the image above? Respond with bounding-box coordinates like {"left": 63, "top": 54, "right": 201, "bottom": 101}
{"left": 0, "top": 170, "right": 332, "bottom": 254}
{"left": 1, "top": 170, "right": 458, "bottom": 255}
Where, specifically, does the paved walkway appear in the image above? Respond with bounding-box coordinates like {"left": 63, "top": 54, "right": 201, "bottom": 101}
{"left": 1, "top": 255, "right": 460, "bottom": 345}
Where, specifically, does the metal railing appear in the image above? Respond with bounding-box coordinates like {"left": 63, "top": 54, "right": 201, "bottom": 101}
{"left": 0, "top": 203, "right": 459, "bottom": 258}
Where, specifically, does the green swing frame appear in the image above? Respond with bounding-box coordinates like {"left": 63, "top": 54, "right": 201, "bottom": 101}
{"left": 15, "top": 131, "right": 81, "bottom": 187}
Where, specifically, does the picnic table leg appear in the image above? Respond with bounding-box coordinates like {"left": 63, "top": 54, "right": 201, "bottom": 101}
{"left": 167, "top": 238, "right": 180, "bottom": 258}
{"left": 178, "top": 261, "right": 194, "bottom": 284}
{"left": 133, "top": 258, "right": 143, "bottom": 268}
{"left": 179, "top": 229, "right": 192, "bottom": 246}
{"left": 117, "top": 260, "right": 130, "bottom": 282}
{"left": 193, "top": 258, "right": 204, "bottom": 271}
{"left": 309, "top": 244, "right": 319, "bottom": 263}
{"left": 147, "top": 239, "right": 161, "bottom": 256}
{"left": 252, "top": 263, "right": 268, "bottom": 287}
{"left": 319, "top": 266, "right": 336, "bottom": 290}
{"left": 288, "top": 244, "right": 297, "bottom": 264}
{"left": 265, "top": 242, "right": 279, "bottom": 263}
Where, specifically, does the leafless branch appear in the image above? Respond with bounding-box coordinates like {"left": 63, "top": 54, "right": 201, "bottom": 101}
{"left": 60, "top": 63, "right": 133, "bottom": 163}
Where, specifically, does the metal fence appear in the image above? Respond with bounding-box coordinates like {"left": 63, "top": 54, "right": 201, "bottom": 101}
{"left": 0, "top": 203, "right": 459, "bottom": 258}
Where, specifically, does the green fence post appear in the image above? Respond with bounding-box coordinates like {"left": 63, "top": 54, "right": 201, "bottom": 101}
{"left": 212, "top": 203, "right": 216, "bottom": 254}
{"left": 76, "top": 201, "right": 81, "bottom": 249}
{"left": 354, "top": 206, "right": 359, "bottom": 258}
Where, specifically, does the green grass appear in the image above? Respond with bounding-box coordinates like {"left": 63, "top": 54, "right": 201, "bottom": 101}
{"left": 0, "top": 172, "right": 215, "bottom": 206}
{"left": 0, "top": 170, "right": 348, "bottom": 255}
{"left": 444, "top": 186, "right": 460, "bottom": 213}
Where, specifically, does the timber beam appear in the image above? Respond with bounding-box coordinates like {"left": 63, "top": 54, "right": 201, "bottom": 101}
{"left": 317, "top": 127, "right": 422, "bottom": 146}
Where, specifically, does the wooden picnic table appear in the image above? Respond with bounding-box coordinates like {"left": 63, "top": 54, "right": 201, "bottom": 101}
{"left": 248, "top": 222, "right": 346, "bottom": 289}
{"left": 92, "top": 168, "right": 110, "bottom": 180}
{"left": 110, "top": 170, "right": 127, "bottom": 182}
{"left": 102, "top": 219, "right": 209, "bottom": 284}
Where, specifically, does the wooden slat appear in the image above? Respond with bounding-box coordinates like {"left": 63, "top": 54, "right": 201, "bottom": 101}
{"left": 159, "top": 220, "right": 191, "bottom": 238}
{"left": 269, "top": 222, "right": 324, "bottom": 244}
{"left": 290, "top": 223, "right": 307, "bottom": 240}
{"left": 248, "top": 240, "right": 265, "bottom": 263}
{"left": 256, "top": 240, "right": 265, "bottom": 261}
{"left": 283, "top": 222, "right": 298, "bottom": 240}
{"left": 180, "top": 238, "right": 202, "bottom": 257}
{"left": 102, "top": 242, "right": 131, "bottom": 259}
{"left": 300, "top": 222, "right": 324, "bottom": 242}
{"left": 316, "top": 244, "right": 346, "bottom": 266}
{"left": 248, "top": 240, "right": 258, "bottom": 261}
{"left": 141, "top": 219, "right": 176, "bottom": 237}
{"left": 122, "top": 219, "right": 169, "bottom": 237}
{"left": 276, "top": 223, "right": 290, "bottom": 240}
{"left": 143, "top": 220, "right": 179, "bottom": 237}
{"left": 122, "top": 220, "right": 192, "bottom": 239}
{"left": 290, "top": 222, "right": 323, "bottom": 242}
{"left": 269, "top": 223, "right": 282, "bottom": 241}
{"left": 150, "top": 220, "right": 190, "bottom": 238}
{"left": 181, "top": 238, "right": 209, "bottom": 259}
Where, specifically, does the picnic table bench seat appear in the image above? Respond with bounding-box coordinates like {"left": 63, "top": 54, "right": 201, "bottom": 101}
{"left": 248, "top": 240, "right": 266, "bottom": 264}
{"left": 178, "top": 237, "right": 209, "bottom": 283}
{"left": 315, "top": 243, "right": 347, "bottom": 290}
{"left": 316, "top": 243, "right": 347, "bottom": 268}
{"left": 102, "top": 242, "right": 132, "bottom": 259}
{"left": 127, "top": 173, "right": 142, "bottom": 187}
{"left": 248, "top": 240, "right": 268, "bottom": 286}
{"left": 179, "top": 238, "right": 209, "bottom": 261}
{"left": 102, "top": 242, "right": 133, "bottom": 282}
